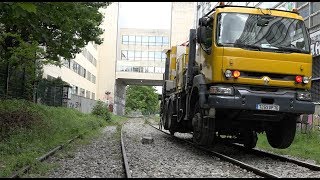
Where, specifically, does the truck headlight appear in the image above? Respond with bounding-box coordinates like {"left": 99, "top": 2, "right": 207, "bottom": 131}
{"left": 303, "top": 76, "right": 309, "bottom": 84}
{"left": 296, "top": 91, "right": 311, "bottom": 101}
{"left": 209, "top": 86, "right": 234, "bottom": 95}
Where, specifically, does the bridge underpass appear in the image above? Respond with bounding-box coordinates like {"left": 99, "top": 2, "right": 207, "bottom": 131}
{"left": 113, "top": 72, "right": 164, "bottom": 115}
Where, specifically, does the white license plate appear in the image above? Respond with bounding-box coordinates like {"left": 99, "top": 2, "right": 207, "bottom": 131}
{"left": 256, "top": 104, "right": 280, "bottom": 111}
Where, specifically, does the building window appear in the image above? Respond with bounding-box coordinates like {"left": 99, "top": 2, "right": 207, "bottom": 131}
{"left": 129, "top": 35, "right": 135, "bottom": 45}
{"left": 297, "top": 2, "right": 307, "bottom": 8}
{"left": 92, "top": 75, "right": 96, "bottom": 84}
{"left": 142, "top": 51, "right": 148, "bottom": 60}
{"left": 86, "top": 90, "right": 90, "bottom": 98}
{"left": 163, "top": 36, "right": 169, "bottom": 45}
{"left": 133, "top": 66, "right": 140, "bottom": 72}
{"left": 122, "top": 35, "right": 129, "bottom": 44}
{"left": 135, "top": 51, "right": 142, "bottom": 60}
{"left": 311, "top": 2, "right": 320, "bottom": 14}
{"left": 148, "top": 51, "right": 155, "bottom": 60}
{"left": 156, "top": 36, "right": 162, "bottom": 46}
{"left": 63, "top": 59, "right": 70, "bottom": 68}
{"left": 311, "top": 13, "right": 320, "bottom": 27}
{"left": 136, "top": 36, "right": 142, "bottom": 45}
{"left": 155, "top": 51, "right": 161, "bottom": 60}
{"left": 304, "top": 18, "right": 310, "bottom": 28}
{"left": 87, "top": 71, "right": 92, "bottom": 81}
{"left": 148, "top": 36, "right": 156, "bottom": 46}
{"left": 142, "top": 36, "right": 148, "bottom": 46}
{"left": 83, "top": 68, "right": 86, "bottom": 78}
{"left": 73, "top": 62, "right": 78, "bottom": 73}
{"left": 92, "top": 92, "right": 95, "bottom": 100}
{"left": 148, "top": 66, "right": 154, "bottom": 73}
{"left": 121, "top": 50, "right": 128, "bottom": 60}
{"left": 128, "top": 50, "right": 134, "bottom": 60}
{"left": 299, "top": 5, "right": 310, "bottom": 19}
{"left": 75, "top": 86, "right": 78, "bottom": 95}
{"left": 161, "top": 52, "right": 166, "bottom": 61}
{"left": 155, "top": 67, "right": 162, "bottom": 73}
{"left": 80, "top": 88, "right": 85, "bottom": 97}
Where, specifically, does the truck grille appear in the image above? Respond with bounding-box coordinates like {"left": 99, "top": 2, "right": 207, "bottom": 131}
{"left": 241, "top": 71, "right": 295, "bottom": 81}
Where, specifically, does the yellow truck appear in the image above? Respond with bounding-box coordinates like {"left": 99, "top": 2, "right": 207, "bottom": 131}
{"left": 160, "top": 4, "right": 315, "bottom": 149}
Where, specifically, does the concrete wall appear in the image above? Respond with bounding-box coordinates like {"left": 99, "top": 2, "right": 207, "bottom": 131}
{"left": 97, "top": 2, "right": 119, "bottom": 107}
{"left": 66, "top": 94, "right": 98, "bottom": 114}
{"left": 170, "top": 2, "right": 196, "bottom": 46}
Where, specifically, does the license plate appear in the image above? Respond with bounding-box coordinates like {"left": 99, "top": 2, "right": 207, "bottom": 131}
{"left": 256, "top": 104, "right": 280, "bottom": 111}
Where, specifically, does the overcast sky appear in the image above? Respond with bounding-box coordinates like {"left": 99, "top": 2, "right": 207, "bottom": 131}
{"left": 119, "top": 2, "right": 172, "bottom": 29}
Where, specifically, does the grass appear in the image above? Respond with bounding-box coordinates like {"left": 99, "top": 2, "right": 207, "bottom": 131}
{"left": 256, "top": 130, "right": 320, "bottom": 165}
{"left": 0, "top": 99, "right": 127, "bottom": 178}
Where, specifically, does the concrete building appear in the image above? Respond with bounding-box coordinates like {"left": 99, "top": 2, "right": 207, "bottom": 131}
{"left": 42, "top": 41, "right": 98, "bottom": 100}
{"left": 98, "top": 2, "right": 196, "bottom": 115}
{"left": 114, "top": 28, "right": 170, "bottom": 115}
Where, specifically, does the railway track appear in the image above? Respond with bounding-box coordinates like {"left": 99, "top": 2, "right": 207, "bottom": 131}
{"left": 120, "top": 123, "right": 131, "bottom": 178}
{"left": 147, "top": 122, "right": 320, "bottom": 178}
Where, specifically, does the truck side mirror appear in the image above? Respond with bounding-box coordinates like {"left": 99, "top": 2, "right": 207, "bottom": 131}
{"left": 197, "top": 26, "right": 207, "bottom": 44}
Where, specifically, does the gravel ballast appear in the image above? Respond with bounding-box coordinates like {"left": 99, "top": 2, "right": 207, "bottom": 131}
{"left": 37, "top": 126, "right": 125, "bottom": 178}
{"left": 122, "top": 118, "right": 260, "bottom": 178}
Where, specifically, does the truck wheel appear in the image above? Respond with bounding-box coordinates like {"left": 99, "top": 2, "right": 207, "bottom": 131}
{"left": 266, "top": 115, "right": 297, "bottom": 149}
{"left": 243, "top": 131, "right": 258, "bottom": 149}
{"left": 192, "top": 101, "right": 215, "bottom": 146}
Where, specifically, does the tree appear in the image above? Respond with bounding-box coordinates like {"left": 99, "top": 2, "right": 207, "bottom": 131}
{"left": 0, "top": 2, "right": 110, "bottom": 100}
{"left": 125, "top": 85, "right": 160, "bottom": 115}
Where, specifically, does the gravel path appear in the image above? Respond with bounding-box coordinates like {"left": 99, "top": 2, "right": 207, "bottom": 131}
{"left": 36, "top": 126, "right": 125, "bottom": 178}
{"left": 122, "top": 118, "right": 260, "bottom": 178}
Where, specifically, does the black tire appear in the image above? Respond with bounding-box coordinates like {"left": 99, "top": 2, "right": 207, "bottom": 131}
{"left": 162, "top": 100, "right": 169, "bottom": 130}
{"left": 243, "top": 131, "right": 258, "bottom": 149}
{"left": 266, "top": 115, "right": 297, "bottom": 149}
{"left": 167, "top": 101, "right": 177, "bottom": 133}
{"left": 192, "top": 101, "right": 215, "bottom": 146}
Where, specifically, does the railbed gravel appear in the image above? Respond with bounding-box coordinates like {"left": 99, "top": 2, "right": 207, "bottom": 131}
{"left": 33, "top": 126, "right": 125, "bottom": 178}
{"left": 163, "top": 121, "right": 320, "bottom": 178}
{"left": 123, "top": 118, "right": 260, "bottom": 178}
{"left": 210, "top": 142, "right": 320, "bottom": 178}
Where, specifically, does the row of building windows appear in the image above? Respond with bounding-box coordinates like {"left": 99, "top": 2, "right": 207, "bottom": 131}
{"left": 62, "top": 59, "right": 96, "bottom": 84}
{"left": 117, "top": 66, "right": 165, "bottom": 73}
{"left": 122, "top": 35, "right": 169, "bottom": 46}
{"left": 46, "top": 75, "right": 95, "bottom": 100}
{"left": 121, "top": 50, "right": 166, "bottom": 61}
{"left": 82, "top": 48, "right": 97, "bottom": 66}
{"left": 297, "top": 2, "right": 320, "bottom": 28}
{"left": 71, "top": 85, "right": 95, "bottom": 100}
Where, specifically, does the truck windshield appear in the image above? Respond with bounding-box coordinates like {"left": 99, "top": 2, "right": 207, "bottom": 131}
{"left": 217, "top": 12, "right": 310, "bottom": 54}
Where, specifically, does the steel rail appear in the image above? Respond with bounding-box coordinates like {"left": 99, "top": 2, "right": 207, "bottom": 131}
{"left": 120, "top": 123, "right": 131, "bottom": 178}
{"left": 229, "top": 143, "right": 320, "bottom": 171}
{"left": 147, "top": 122, "right": 279, "bottom": 178}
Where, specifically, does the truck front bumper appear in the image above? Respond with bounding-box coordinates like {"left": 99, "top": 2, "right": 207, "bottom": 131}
{"left": 206, "top": 86, "right": 315, "bottom": 114}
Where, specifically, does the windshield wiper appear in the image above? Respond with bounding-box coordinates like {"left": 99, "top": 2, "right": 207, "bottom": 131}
{"left": 233, "top": 43, "right": 261, "bottom": 51}
{"left": 274, "top": 46, "right": 304, "bottom": 53}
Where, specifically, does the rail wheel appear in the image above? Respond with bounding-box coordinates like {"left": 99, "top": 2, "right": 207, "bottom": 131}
{"left": 192, "top": 101, "right": 215, "bottom": 146}
{"left": 243, "top": 131, "right": 258, "bottom": 149}
{"left": 266, "top": 115, "right": 297, "bottom": 149}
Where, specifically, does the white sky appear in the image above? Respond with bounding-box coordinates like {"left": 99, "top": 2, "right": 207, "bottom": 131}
{"left": 119, "top": 2, "right": 172, "bottom": 29}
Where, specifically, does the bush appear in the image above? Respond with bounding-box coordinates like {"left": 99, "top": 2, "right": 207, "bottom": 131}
{"left": 92, "top": 100, "right": 111, "bottom": 121}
